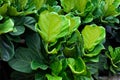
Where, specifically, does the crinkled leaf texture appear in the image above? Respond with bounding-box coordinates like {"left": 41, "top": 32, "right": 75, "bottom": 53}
{"left": 82, "top": 24, "right": 105, "bottom": 52}
{"left": 0, "top": 19, "right": 14, "bottom": 34}
{"left": 36, "top": 11, "right": 70, "bottom": 54}
{"left": 67, "top": 57, "right": 86, "bottom": 75}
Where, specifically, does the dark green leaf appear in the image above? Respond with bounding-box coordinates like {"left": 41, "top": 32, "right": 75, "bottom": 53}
{"left": 0, "top": 36, "right": 14, "bottom": 61}
{"left": 8, "top": 47, "right": 37, "bottom": 73}
{"left": 10, "top": 26, "right": 25, "bottom": 36}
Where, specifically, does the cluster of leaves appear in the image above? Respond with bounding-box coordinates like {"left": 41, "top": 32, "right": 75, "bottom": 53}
{"left": 0, "top": 0, "right": 120, "bottom": 80}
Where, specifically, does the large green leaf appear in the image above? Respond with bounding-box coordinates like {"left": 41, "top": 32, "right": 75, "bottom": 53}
{"left": 82, "top": 24, "right": 105, "bottom": 51}
{"left": 46, "top": 74, "right": 62, "bottom": 80}
{"left": 67, "top": 57, "right": 86, "bottom": 75}
{"left": 0, "top": 36, "right": 14, "bottom": 61}
{"left": 36, "top": 11, "right": 70, "bottom": 54}
{"left": 0, "top": 19, "right": 14, "bottom": 34}
{"left": 36, "top": 10, "right": 69, "bottom": 43}
{"left": 8, "top": 47, "right": 38, "bottom": 73}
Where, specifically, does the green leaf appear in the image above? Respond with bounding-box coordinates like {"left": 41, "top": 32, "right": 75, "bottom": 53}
{"left": 103, "top": 0, "right": 120, "bottom": 17}
{"left": 60, "top": 0, "right": 75, "bottom": 12}
{"left": 10, "top": 26, "right": 25, "bottom": 36}
{"left": 50, "top": 60, "right": 62, "bottom": 75}
{"left": 8, "top": 6, "right": 20, "bottom": 16}
{"left": 25, "top": 33, "right": 41, "bottom": 52}
{"left": 24, "top": 16, "right": 36, "bottom": 31}
{"left": 83, "top": 14, "right": 93, "bottom": 23}
{"left": 33, "top": 0, "right": 45, "bottom": 10}
{"left": 0, "top": 36, "right": 14, "bottom": 61}
{"left": 31, "top": 60, "right": 48, "bottom": 70}
{"left": 8, "top": 47, "right": 37, "bottom": 73}
{"left": 84, "top": 44, "right": 105, "bottom": 57}
{"left": 66, "top": 13, "right": 81, "bottom": 35}
{"left": 0, "top": 3, "right": 8, "bottom": 16}
{"left": 75, "top": 0, "right": 88, "bottom": 13}
{"left": 82, "top": 24, "right": 105, "bottom": 51}
{"left": 36, "top": 10, "right": 69, "bottom": 43}
{"left": 46, "top": 74, "right": 62, "bottom": 80}
{"left": 67, "top": 57, "right": 86, "bottom": 75}
{"left": 0, "top": 19, "right": 14, "bottom": 34}
{"left": 18, "top": 0, "right": 28, "bottom": 10}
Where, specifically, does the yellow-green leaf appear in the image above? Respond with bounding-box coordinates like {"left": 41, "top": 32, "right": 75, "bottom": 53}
{"left": 82, "top": 24, "right": 105, "bottom": 51}
{"left": 36, "top": 11, "right": 70, "bottom": 43}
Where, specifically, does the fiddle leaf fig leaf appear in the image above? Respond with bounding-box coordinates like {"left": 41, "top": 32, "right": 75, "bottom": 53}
{"left": 66, "top": 14, "right": 81, "bottom": 35}
{"left": 60, "top": 0, "right": 75, "bottom": 12}
{"left": 0, "top": 19, "right": 14, "bottom": 34}
{"left": 0, "top": 3, "right": 8, "bottom": 16}
{"left": 82, "top": 24, "right": 105, "bottom": 52}
{"left": 67, "top": 57, "right": 86, "bottom": 75}
{"left": 103, "top": 0, "right": 120, "bottom": 17}
{"left": 84, "top": 44, "right": 105, "bottom": 57}
{"left": 36, "top": 10, "right": 70, "bottom": 43}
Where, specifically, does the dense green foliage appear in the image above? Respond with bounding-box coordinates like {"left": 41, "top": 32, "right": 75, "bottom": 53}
{"left": 0, "top": 0, "right": 120, "bottom": 80}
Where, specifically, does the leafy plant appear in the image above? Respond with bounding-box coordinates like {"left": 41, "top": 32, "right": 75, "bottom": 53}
{"left": 0, "top": 0, "right": 120, "bottom": 80}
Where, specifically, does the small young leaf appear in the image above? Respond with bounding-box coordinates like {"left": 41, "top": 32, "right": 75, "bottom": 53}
{"left": 31, "top": 60, "right": 48, "bottom": 70}
{"left": 67, "top": 57, "right": 86, "bottom": 75}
